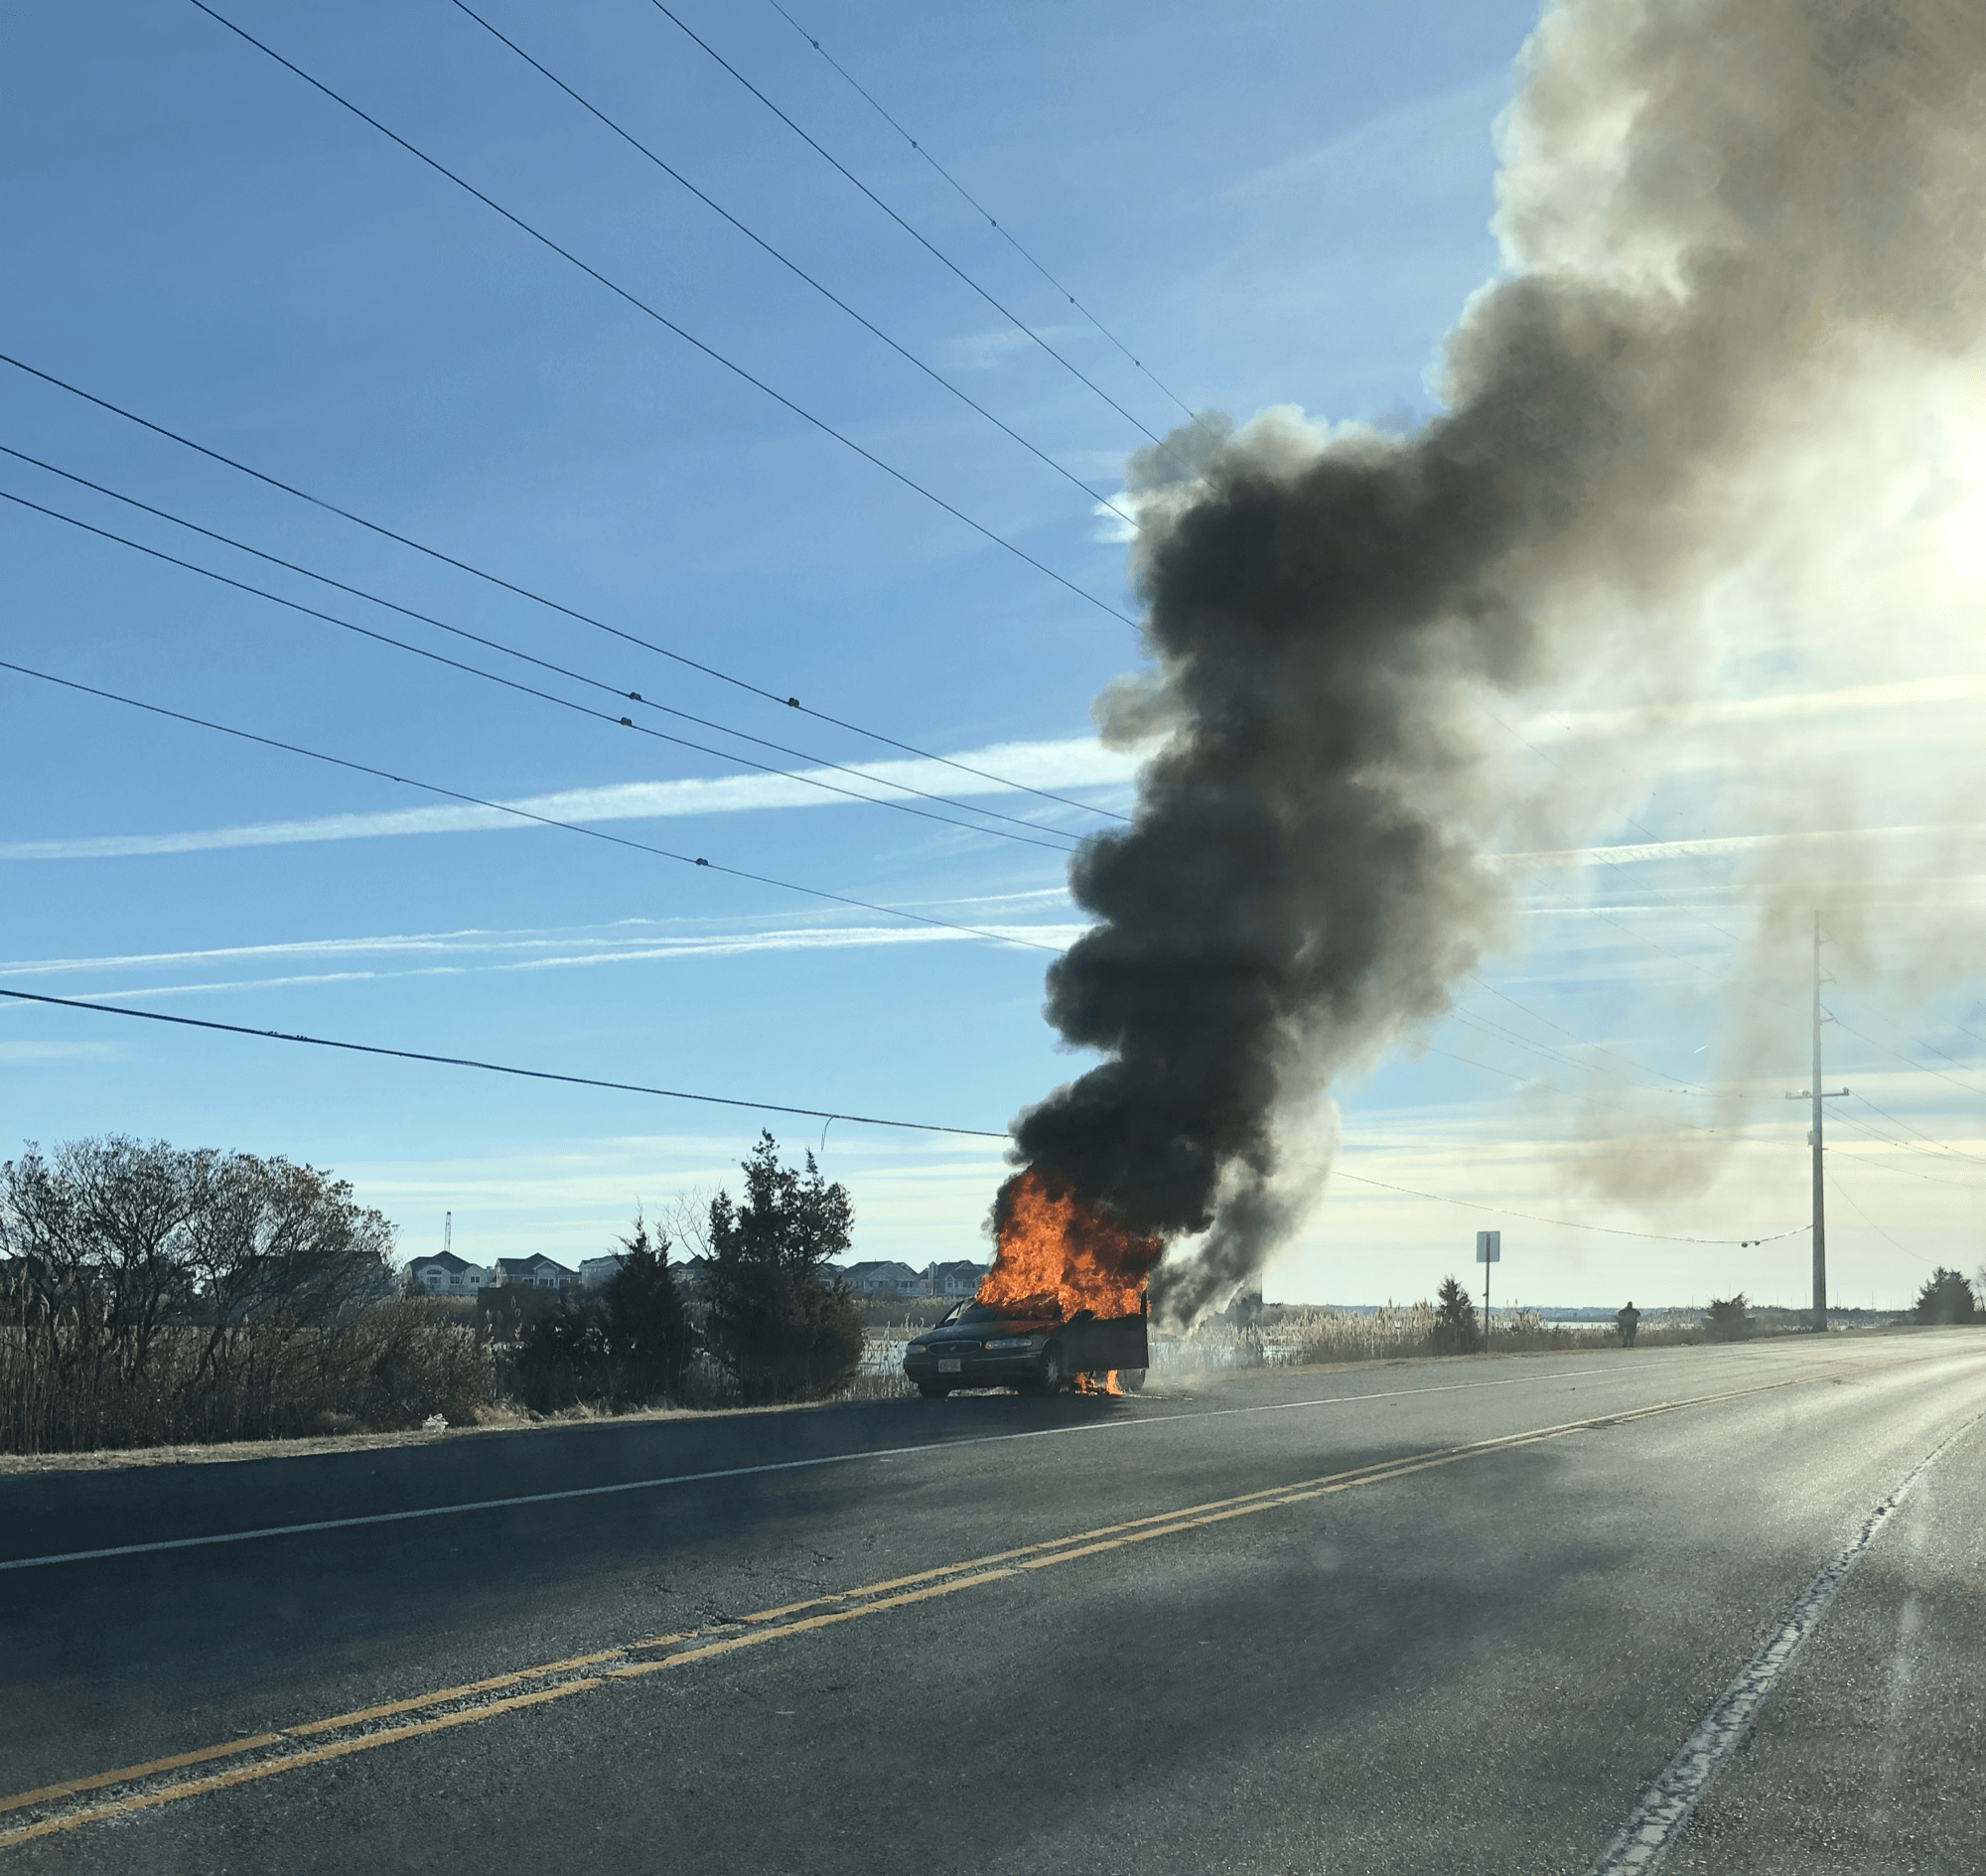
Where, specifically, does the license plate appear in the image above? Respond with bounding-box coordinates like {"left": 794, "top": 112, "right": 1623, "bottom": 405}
{"left": 937, "top": 1359, "right": 962, "bottom": 1373}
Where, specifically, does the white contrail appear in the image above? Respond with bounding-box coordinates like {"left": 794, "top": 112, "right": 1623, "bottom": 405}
{"left": 0, "top": 737, "right": 1141, "bottom": 862}
{"left": 1493, "top": 823, "right": 1986, "bottom": 870}
{"left": 1529, "top": 672, "right": 1986, "bottom": 743}
{"left": 0, "top": 922, "right": 1091, "bottom": 1007}
{"left": 0, "top": 896, "right": 1080, "bottom": 980}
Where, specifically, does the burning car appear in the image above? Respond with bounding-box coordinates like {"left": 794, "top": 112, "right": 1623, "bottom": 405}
{"left": 908, "top": 1168, "right": 1161, "bottom": 1396}
{"left": 903, "top": 1293, "right": 1148, "bottom": 1397}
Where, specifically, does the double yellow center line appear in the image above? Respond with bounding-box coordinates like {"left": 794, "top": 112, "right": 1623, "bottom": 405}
{"left": 0, "top": 1375, "right": 1796, "bottom": 1850}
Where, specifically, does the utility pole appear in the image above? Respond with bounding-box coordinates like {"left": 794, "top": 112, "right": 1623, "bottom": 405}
{"left": 443, "top": 1212, "right": 452, "bottom": 1259}
{"left": 1786, "top": 914, "right": 1848, "bottom": 1334}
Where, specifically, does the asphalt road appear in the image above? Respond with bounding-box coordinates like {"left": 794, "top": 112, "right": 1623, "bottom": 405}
{"left": 3, "top": 1331, "right": 1983, "bottom": 1874}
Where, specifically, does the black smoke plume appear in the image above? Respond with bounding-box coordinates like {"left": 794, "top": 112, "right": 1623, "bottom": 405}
{"left": 1010, "top": 0, "right": 1986, "bottom": 1320}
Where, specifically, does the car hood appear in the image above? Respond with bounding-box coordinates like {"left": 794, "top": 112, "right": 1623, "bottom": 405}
{"left": 913, "top": 1322, "right": 1054, "bottom": 1346}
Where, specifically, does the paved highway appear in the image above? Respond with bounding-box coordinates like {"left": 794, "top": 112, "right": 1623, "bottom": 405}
{"left": 2, "top": 1332, "right": 1982, "bottom": 1873}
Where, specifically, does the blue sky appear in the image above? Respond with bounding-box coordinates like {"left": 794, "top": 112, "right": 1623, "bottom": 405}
{"left": 4, "top": 0, "right": 1982, "bottom": 1313}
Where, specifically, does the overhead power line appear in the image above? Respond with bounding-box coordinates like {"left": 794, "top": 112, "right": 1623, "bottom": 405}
{"left": 1327, "top": 1166, "right": 1807, "bottom": 1246}
{"left": 640, "top": 0, "right": 1185, "bottom": 467}
{"left": 0, "top": 452, "right": 1081, "bottom": 854}
{"left": 765, "top": 0, "right": 1211, "bottom": 439}
{"left": 1849, "top": 1089, "right": 1986, "bottom": 1166}
{"left": 1486, "top": 707, "right": 1751, "bottom": 950}
{"left": 1828, "top": 1009, "right": 1986, "bottom": 1099}
{"left": 0, "top": 982, "right": 1806, "bottom": 1224}
{"left": 1449, "top": 1001, "right": 1692, "bottom": 1100}
{"left": 1824, "top": 1168, "right": 1932, "bottom": 1265}
{"left": 1482, "top": 709, "right": 1747, "bottom": 993}
{"left": 1465, "top": 972, "right": 1698, "bottom": 1091}
{"left": 1823, "top": 1116, "right": 1986, "bottom": 1193}
{"left": 1424, "top": 1037, "right": 1769, "bottom": 1142}
{"left": 0, "top": 656, "right": 1068, "bottom": 955}
{"left": 0, "top": 348, "right": 1132, "bottom": 823}
{"left": 447, "top": 0, "right": 1138, "bottom": 530}
{"left": 0, "top": 988, "right": 1008, "bottom": 1138}
{"left": 0, "top": 486, "right": 1079, "bottom": 856}
{"left": 1831, "top": 995, "right": 1986, "bottom": 1094}
{"left": 1427, "top": 1035, "right": 1666, "bottom": 1118}
{"left": 186, "top": 1, "right": 1138, "bottom": 635}
{"left": 1829, "top": 1107, "right": 1963, "bottom": 1168}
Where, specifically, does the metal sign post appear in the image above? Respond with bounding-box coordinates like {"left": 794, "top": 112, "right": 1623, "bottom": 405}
{"left": 1476, "top": 1230, "right": 1500, "bottom": 1352}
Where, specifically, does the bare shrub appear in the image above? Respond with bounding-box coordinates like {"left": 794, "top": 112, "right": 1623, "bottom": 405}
{"left": 0, "top": 1297, "right": 490, "bottom": 1454}
{"left": 0, "top": 1135, "right": 493, "bottom": 1454}
{"left": 350, "top": 1297, "right": 492, "bottom": 1429}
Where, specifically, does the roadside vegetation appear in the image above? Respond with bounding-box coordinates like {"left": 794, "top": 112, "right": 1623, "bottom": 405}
{"left": 704, "top": 1133, "right": 863, "bottom": 1404}
{"left": 1703, "top": 1294, "right": 1754, "bottom": 1342}
{"left": 0, "top": 1137, "right": 484, "bottom": 1456}
{"left": 1914, "top": 1267, "right": 1977, "bottom": 1324}
{"left": 2, "top": 1131, "right": 864, "bottom": 1457}
{"left": 1431, "top": 1276, "right": 1482, "bottom": 1354}
{"left": 1134, "top": 1286, "right": 1933, "bottom": 1375}
{"left": 504, "top": 1217, "right": 695, "bottom": 1413}
{"left": 12, "top": 1133, "right": 1975, "bottom": 1458}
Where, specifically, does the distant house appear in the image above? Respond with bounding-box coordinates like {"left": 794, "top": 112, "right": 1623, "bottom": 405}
{"left": 576, "top": 1254, "right": 625, "bottom": 1288}
{"left": 674, "top": 1254, "right": 716, "bottom": 1301}
{"left": 922, "top": 1260, "right": 986, "bottom": 1299}
{"left": 406, "top": 1251, "right": 491, "bottom": 1296}
{"left": 841, "top": 1259, "right": 923, "bottom": 1297}
{"left": 0, "top": 1253, "right": 57, "bottom": 1301}
{"left": 492, "top": 1254, "right": 575, "bottom": 1290}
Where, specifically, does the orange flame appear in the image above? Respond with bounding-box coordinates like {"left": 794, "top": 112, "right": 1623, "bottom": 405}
{"left": 977, "top": 1169, "right": 1162, "bottom": 1321}
{"left": 1073, "top": 1370, "right": 1125, "bottom": 1396}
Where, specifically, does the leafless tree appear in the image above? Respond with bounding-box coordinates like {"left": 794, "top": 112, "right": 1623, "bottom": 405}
{"left": 0, "top": 1136, "right": 401, "bottom": 1452}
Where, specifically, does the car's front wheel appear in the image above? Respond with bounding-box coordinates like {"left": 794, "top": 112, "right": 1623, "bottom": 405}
{"left": 1026, "top": 1343, "right": 1066, "bottom": 1396}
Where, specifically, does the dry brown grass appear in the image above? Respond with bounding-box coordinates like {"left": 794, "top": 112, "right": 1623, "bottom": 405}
{"left": 0, "top": 1299, "right": 491, "bottom": 1456}
{"left": 1149, "top": 1305, "right": 1706, "bottom": 1373}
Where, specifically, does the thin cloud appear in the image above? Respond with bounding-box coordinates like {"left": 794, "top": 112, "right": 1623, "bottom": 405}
{"left": 0, "top": 737, "right": 1142, "bottom": 863}
{"left": 5, "top": 919, "right": 1089, "bottom": 1008}
{"left": 0, "top": 913, "right": 1086, "bottom": 982}
{"left": 1530, "top": 672, "right": 1986, "bottom": 743}
{"left": 943, "top": 324, "right": 1091, "bottom": 370}
{"left": 1494, "top": 824, "right": 1986, "bottom": 869}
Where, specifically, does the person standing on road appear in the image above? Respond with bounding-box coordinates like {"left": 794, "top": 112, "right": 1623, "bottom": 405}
{"left": 1617, "top": 1301, "right": 1641, "bottom": 1349}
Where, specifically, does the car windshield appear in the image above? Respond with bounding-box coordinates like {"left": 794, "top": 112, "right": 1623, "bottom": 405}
{"left": 939, "top": 1300, "right": 1057, "bottom": 1327}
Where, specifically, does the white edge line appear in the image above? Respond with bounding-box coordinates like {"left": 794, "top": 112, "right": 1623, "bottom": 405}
{"left": 1586, "top": 1408, "right": 1985, "bottom": 1874}
{"left": 0, "top": 1366, "right": 1628, "bottom": 1572}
